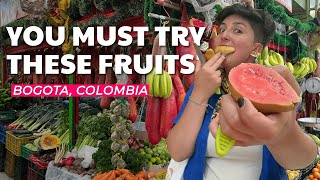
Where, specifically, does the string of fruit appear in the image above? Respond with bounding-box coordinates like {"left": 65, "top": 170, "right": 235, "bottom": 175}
{"left": 109, "top": 98, "right": 136, "bottom": 169}
{"left": 47, "top": 0, "right": 73, "bottom": 54}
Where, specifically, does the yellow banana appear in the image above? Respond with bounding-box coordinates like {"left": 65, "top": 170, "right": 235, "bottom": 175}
{"left": 51, "top": 16, "right": 65, "bottom": 26}
{"left": 268, "top": 53, "right": 279, "bottom": 66}
{"left": 159, "top": 70, "right": 167, "bottom": 98}
{"left": 164, "top": 71, "right": 172, "bottom": 99}
{"left": 261, "top": 46, "right": 268, "bottom": 60}
{"left": 311, "top": 58, "right": 318, "bottom": 72}
{"left": 59, "top": 10, "right": 69, "bottom": 20}
{"left": 293, "top": 63, "right": 305, "bottom": 78}
{"left": 299, "top": 64, "right": 310, "bottom": 78}
{"left": 153, "top": 74, "right": 161, "bottom": 97}
{"left": 146, "top": 68, "right": 156, "bottom": 96}
{"left": 257, "top": 54, "right": 264, "bottom": 65}
{"left": 263, "top": 57, "right": 272, "bottom": 66}
{"left": 273, "top": 52, "right": 284, "bottom": 65}
{"left": 285, "top": 62, "right": 294, "bottom": 74}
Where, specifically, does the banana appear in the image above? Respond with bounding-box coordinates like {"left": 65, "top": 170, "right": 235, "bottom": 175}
{"left": 263, "top": 56, "right": 272, "bottom": 66}
{"left": 164, "top": 71, "right": 173, "bottom": 99}
{"left": 299, "top": 64, "right": 310, "bottom": 78}
{"left": 146, "top": 68, "right": 156, "bottom": 96}
{"left": 285, "top": 62, "right": 294, "bottom": 74}
{"left": 153, "top": 74, "right": 161, "bottom": 97}
{"left": 261, "top": 46, "right": 268, "bottom": 60}
{"left": 268, "top": 53, "right": 279, "bottom": 66}
{"left": 307, "top": 58, "right": 314, "bottom": 73}
{"left": 159, "top": 70, "right": 167, "bottom": 98}
{"left": 273, "top": 52, "right": 285, "bottom": 65}
{"left": 51, "top": 16, "right": 65, "bottom": 26}
{"left": 293, "top": 63, "right": 305, "bottom": 78}
{"left": 205, "top": 49, "right": 215, "bottom": 61}
{"left": 310, "top": 58, "right": 318, "bottom": 72}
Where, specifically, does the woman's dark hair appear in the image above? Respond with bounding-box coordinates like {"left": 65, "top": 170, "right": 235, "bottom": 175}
{"left": 215, "top": 3, "right": 275, "bottom": 46}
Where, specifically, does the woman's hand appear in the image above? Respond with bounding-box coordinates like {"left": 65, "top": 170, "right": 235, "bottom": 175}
{"left": 192, "top": 52, "right": 226, "bottom": 101}
{"left": 209, "top": 65, "right": 301, "bottom": 146}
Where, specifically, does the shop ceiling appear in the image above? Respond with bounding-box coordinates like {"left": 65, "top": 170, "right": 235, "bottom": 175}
{"left": 289, "top": 0, "right": 319, "bottom": 21}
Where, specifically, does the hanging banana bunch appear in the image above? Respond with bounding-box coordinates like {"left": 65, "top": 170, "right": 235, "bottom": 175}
{"left": 47, "top": 0, "right": 73, "bottom": 54}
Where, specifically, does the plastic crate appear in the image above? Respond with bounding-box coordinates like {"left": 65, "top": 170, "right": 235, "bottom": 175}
{"left": 0, "top": 110, "right": 16, "bottom": 121}
{"left": 0, "top": 143, "right": 6, "bottom": 172}
{"left": 6, "top": 131, "right": 38, "bottom": 156}
{"left": 14, "top": 156, "right": 28, "bottom": 180}
{"left": 29, "top": 154, "right": 48, "bottom": 179}
{"left": 27, "top": 166, "right": 45, "bottom": 180}
{"left": 4, "top": 149, "right": 16, "bottom": 177}
{"left": 21, "top": 144, "right": 37, "bottom": 160}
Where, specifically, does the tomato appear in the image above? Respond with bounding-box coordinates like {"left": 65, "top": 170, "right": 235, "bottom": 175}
{"left": 317, "top": 164, "right": 320, "bottom": 169}
{"left": 314, "top": 172, "right": 320, "bottom": 179}
{"left": 313, "top": 168, "right": 320, "bottom": 173}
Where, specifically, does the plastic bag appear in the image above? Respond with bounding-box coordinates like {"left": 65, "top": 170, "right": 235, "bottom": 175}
{"left": 77, "top": 145, "right": 98, "bottom": 169}
{"left": 46, "top": 161, "right": 92, "bottom": 180}
{"left": 20, "top": 0, "right": 56, "bottom": 15}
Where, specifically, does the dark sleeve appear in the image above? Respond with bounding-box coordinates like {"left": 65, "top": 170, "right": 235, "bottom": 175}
{"left": 173, "top": 84, "right": 194, "bottom": 125}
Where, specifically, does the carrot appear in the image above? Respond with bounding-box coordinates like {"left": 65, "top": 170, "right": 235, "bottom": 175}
{"left": 100, "top": 171, "right": 112, "bottom": 180}
{"left": 93, "top": 172, "right": 109, "bottom": 180}
{"left": 125, "top": 176, "right": 136, "bottom": 180}
{"left": 108, "top": 170, "right": 117, "bottom": 180}
{"left": 135, "top": 171, "right": 148, "bottom": 179}
{"left": 115, "top": 169, "right": 122, "bottom": 177}
{"left": 119, "top": 169, "right": 131, "bottom": 174}
{"left": 115, "top": 177, "right": 122, "bottom": 180}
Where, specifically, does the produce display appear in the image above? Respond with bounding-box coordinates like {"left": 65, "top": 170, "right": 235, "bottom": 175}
{"left": 286, "top": 170, "right": 300, "bottom": 180}
{"left": 305, "top": 162, "right": 320, "bottom": 180}
{"left": 92, "top": 169, "right": 155, "bottom": 180}
{"left": 228, "top": 63, "right": 301, "bottom": 113}
{"left": 257, "top": 46, "right": 317, "bottom": 78}
{"left": 139, "top": 139, "right": 170, "bottom": 166}
{"left": 0, "top": 88, "right": 35, "bottom": 111}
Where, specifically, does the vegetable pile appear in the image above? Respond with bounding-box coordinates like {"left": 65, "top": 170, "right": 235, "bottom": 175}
{"left": 93, "top": 169, "right": 155, "bottom": 180}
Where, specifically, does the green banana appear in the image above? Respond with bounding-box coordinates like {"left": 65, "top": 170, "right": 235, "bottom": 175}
{"left": 299, "top": 64, "right": 310, "bottom": 78}
{"left": 268, "top": 53, "right": 279, "bottom": 66}
{"left": 285, "top": 62, "right": 294, "bottom": 74}
{"left": 257, "top": 54, "right": 264, "bottom": 65}
{"left": 261, "top": 46, "right": 268, "bottom": 60}
{"left": 159, "top": 70, "right": 167, "bottom": 98}
{"left": 146, "top": 68, "right": 156, "bottom": 96}
{"left": 153, "top": 74, "right": 161, "bottom": 97}
{"left": 164, "top": 71, "right": 173, "bottom": 99}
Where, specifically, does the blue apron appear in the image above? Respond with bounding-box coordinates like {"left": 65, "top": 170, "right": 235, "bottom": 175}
{"left": 173, "top": 84, "right": 288, "bottom": 180}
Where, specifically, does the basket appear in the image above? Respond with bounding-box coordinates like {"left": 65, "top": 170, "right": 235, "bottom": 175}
{"left": 6, "top": 131, "right": 38, "bottom": 156}
{"left": 0, "top": 110, "right": 16, "bottom": 121}
{"left": 21, "top": 144, "right": 37, "bottom": 160}
{"left": 4, "top": 149, "right": 16, "bottom": 177}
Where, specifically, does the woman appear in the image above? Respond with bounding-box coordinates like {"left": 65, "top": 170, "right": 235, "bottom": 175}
{"left": 166, "top": 3, "right": 318, "bottom": 180}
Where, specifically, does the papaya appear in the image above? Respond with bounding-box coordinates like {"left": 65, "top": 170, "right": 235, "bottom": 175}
{"left": 228, "top": 63, "right": 301, "bottom": 113}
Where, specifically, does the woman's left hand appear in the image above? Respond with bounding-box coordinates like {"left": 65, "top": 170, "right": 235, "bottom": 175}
{"left": 209, "top": 65, "right": 301, "bottom": 146}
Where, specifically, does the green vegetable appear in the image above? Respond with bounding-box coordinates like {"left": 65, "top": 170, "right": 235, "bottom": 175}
{"left": 92, "top": 139, "right": 115, "bottom": 173}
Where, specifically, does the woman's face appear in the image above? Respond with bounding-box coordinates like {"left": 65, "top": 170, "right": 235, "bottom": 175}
{"left": 213, "top": 14, "right": 263, "bottom": 72}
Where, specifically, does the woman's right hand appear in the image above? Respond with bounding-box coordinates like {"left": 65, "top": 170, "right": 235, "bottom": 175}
{"left": 192, "top": 52, "right": 227, "bottom": 101}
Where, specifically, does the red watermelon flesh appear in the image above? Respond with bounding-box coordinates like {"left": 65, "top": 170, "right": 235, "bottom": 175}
{"left": 228, "top": 63, "right": 301, "bottom": 113}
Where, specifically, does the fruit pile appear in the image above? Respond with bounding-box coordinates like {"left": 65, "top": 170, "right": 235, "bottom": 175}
{"left": 139, "top": 140, "right": 170, "bottom": 166}
{"left": 109, "top": 98, "right": 136, "bottom": 169}
{"left": 257, "top": 46, "right": 317, "bottom": 78}
{"left": 92, "top": 169, "right": 155, "bottom": 180}
{"left": 306, "top": 163, "right": 320, "bottom": 180}
{"left": 286, "top": 170, "right": 300, "bottom": 180}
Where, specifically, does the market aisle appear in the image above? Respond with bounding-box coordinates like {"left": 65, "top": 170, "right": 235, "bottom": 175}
{"left": 0, "top": 172, "right": 13, "bottom": 180}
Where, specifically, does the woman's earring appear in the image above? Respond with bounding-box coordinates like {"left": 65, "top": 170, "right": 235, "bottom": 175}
{"left": 250, "top": 51, "right": 259, "bottom": 63}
